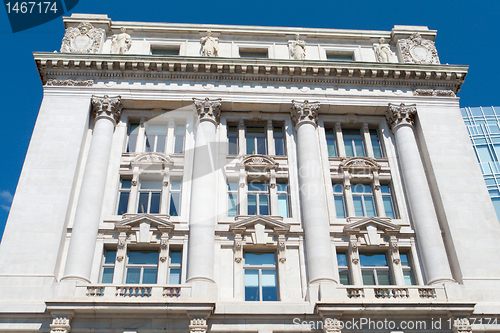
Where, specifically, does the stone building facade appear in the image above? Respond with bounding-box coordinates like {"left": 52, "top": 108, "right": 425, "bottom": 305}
{"left": 0, "top": 13, "right": 499, "bottom": 333}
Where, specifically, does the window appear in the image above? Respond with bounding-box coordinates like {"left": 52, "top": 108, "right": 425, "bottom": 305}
{"left": 227, "top": 125, "right": 239, "bottom": 155}
{"left": 100, "top": 249, "right": 116, "bottom": 283}
{"left": 273, "top": 126, "right": 286, "bottom": 156}
{"left": 240, "top": 49, "right": 268, "bottom": 58}
{"left": 138, "top": 180, "right": 162, "bottom": 214}
{"left": 381, "top": 185, "right": 396, "bottom": 219}
{"left": 168, "top": 250, "right": 182, "bottom": 284}
{"left": 277, "top": 182, "right": 290, "bottom": 218}
{"left": 343, "top": 129, "right": 365, "bottom": 157}
{"left": 117, "top": 179, "right": 131, "bottom": 215}
{"left": 400, "top": 253, "right": 416, "bottom": 286}
{"left": 125, "top": 250, "right": 159, "bottom": 284}
{"left": 325, "top": 128, "right": 337, "bottom": 157}
{"left": 326, "top": 52, "right": 353, "bottom": 61}
{"left": 228, "top": 182, "right": 239, "bottom": 217}
{"left": 145, "top": 124, "right": 167, "bottom": 153}
{"left": 169, "top": 180, "right": 182, "bottom": 216}
{"left": 174, "top": 124, "right": 185, "bottom": 154}
{"left": 127, "top": 123, "right": 140, "bottom": 152}
{"left": 244, "top": 252, "right": 277, "bottom": 301}
{"left": 246, "top": 126, "right": 267, "bottom": 155}
{"left": 332, "top": 184, "right": 346, "bottom": 218}
{"left": 352, "top": 184, "right": 376, "bottom": 217}
{"left": 360, "top": 253, "right": 391, "bottom": 285}
{"left": 151, "top": 47, "right": 179, "bottom": 56}
{"left": 247, "top": 182, "right": 269, "bottom": 215}
{"left": 337, "top": 252, "right": 350, "bottom": 285}
{"left": 370, "top": 129, "right": 383, "bottom": 158}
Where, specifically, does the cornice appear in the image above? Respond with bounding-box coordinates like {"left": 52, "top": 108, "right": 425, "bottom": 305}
{"left": 34, "top": 52, "right": 468, "bottom": 93}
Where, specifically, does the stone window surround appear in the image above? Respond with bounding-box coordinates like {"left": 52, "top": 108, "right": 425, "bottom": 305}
{"left": 147, "top": 40, "right": 185, "bottom": 56}
{"left": 320, "top": 45, "right": 361, "bottom": 61}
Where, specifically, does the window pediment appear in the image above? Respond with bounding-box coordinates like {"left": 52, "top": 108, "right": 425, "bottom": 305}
{"left": 344, "top": 216, "right": 400, "bottom": 233}
{"left": 131, "top": 152, "right": 173, "bottom": 166}
{"left": 230, "top": 214, "right": 289, "bottom": 233}
{"left": 339, "top": 157, "right": 381, "bottom": 172}
{"left": 115, "top": 213, "right": 174, "bottom": 232}
{"left": 240, "top": 155, "right": 278, "bottom": 170}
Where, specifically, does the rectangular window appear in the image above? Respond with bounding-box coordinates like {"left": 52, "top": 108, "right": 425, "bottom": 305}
{"left": 127, "top": 123, "right": 140, "bottom": 153}
{"left": 169, "top": 180, "right": 182, "bottom": 216}
{"left": 174, "top": 124, "right": 185, "bottom": 154}
{"left": 145, "top": 124, "right": 168, "bottom": 153}
{"left": 228, "top": 182, "right": 239, "bottom": 217}
{"left": 326, "top": 52, "right": 354, "bottom": 61}
{"left": 247, "top": 182, "right": 269, "bottom": 215}
{"left": 332, "top": 184, "right": 346, "bottom": 218}
{"left": 381, "top": 185, "right": 396, "bottom": 219}
{"left": 227, "top": 125, "right": 239, "bottom": 155}
{"left": 352, "top": 184, "right": 376, "bottom": 217}
{"left": 325, "top": 128, "right": 337, "bottom": 157}
{"left": 273, "top": 126, "right": 286, "bottom": 156}
{"left": 360, "top": 253, "right": 391, "bottom": 285}
{"left": 277, "top": 182, "right": 290, "bottom": 218}
{"left": 117, "top": 179, "right": 131, "bottom": 215}
{"left": 240, "top": 49, "right": 268, "bottom": 58}
{"left": 100, "top": 249, "right": 116, "bottom": 283}
{"left": 337, "top": 252, "right": 350, "bottom": 285}
{"left": 151, "top": 47, "right": 179, "bottom": 56}
{"left": 168, "top": 250, "right": 182, "bottom": 284}
{"left": 138, "top": 180, "right": 162, "bottom": 214}
{"left": 246, "top": 126, "right": 267, "bottom": 155}
{"left": 244, "top": 252, "right": 277, "bottom": 301}
{"left": 370, "top": 129, "right": 383, "bottom": 158}
{"left": 343, "top": 129, "right": 365, "bottom": 157}
{"left": 400, "top": 253, "right": 416, "bottom": 286}
{"left": 125, "top": 250, "right": 159, "bottom": 284}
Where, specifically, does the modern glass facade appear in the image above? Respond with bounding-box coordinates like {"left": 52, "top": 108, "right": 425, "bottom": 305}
{"left": 461, "top": 106, "right": 500, "bottom": 221}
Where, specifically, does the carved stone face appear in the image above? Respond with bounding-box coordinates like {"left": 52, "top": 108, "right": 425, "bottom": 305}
{"left": 379, "top": 37, "right": 386, "bottom": 44}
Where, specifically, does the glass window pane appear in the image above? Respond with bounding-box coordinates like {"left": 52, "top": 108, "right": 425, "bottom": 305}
{"left": 129, "top": 251, "right": 159, "bottom": 265}
{"left": 277, "top": 183, "right": 287, "bottom": 192}
{"left": 274, "top": 137, "right": 285, "bottom": 156}
{"left": 127, "top": 123, "right": 139, "bottom": 153}
{"left": 228, "top": 136, "right": 238, "bottom": 154}
{"left": 483, "top": 107, "right": 495, "bottom": 116}
{"left": 228, "top": 193, "right": 238, "bottom": 217}
{"left": 364, "top": 196, "right": 376, "bottom": 216}
{"left": 170, "top": 251, "right": 182, "bottom": 265}
{"left": 259, "top": 194, "right": 269, "bottom": 215}
{"left": 101, "top": 267, "right": 114, "bottom": 283}
{"left": 169, "top": 268, "right": 181, "bottom": 284}
{"left": 174, "top": 127, "right": 184, "bottom": 153}
{"left": 339, "top": 270, "right": 350, "bottom": 285}
{"left": 354, "top": 139, "right": 365, "bottom": 157}
{"left": 126, "top": 268, "right": 141, "bottom": 284}
{"left": 171, "top": 181, "right": 182, "bottom": 191}
{"left": 352, "top": 185, "right": 371, "bottom": 193}
{"left": 247, "top": 127, "right": 265, "bottom": 133}
{"left": 400, "top": 254, "right": 410, "bottom": 267}
{"left": 377, "top": 270, "right": 391, "bottom": 285}
{"left": 278, "top": 194, "right": 289, "bottom": 218}
{"left": 372, "top": 139, "right": 382, "bottom": 158}
{"left": 138, "top": 193, "right": 149, "bottom": 214}
{"left": 476, "top": 146, "right": 494, "bottom": 163}
{"left": 247, "top": 137, "right": 256, "bottom": 154}
{"left": 337, "top": 253, "right": 347, "bottom": 266}
{"left": 248, "top": 183, "right": 268, "bottom": 191}
{"left": 256, "top": 137, "right": 266, "bottom": 155}
{"left": 228, "top": 182, "right": 239, "bottom": 191}
{"left": 471, "top": 107, "right": 482, "bottom": 117}
{"left": 332, "top": 184, "right": 343, "bottom": 194}
{"left": 117, "top": 192, "right": 129, "bottom": 215}
{"left": 403, "top": 271, "right": 415, "bottom": 285}
{"left": 104, "top": 250, "right": 116, "bottom": 264}
{"left": 141, "top": 181, "right": 162, "bottom": 190}
{"left": 248, "top": 195, "right": 257, "bottom": 215}
{"left": 245, "top": 253, "right": 275, "bottom": 266}
{"left": 121, "top": 180, "right": 132, "bottom": 189}
{"left": 261, "top": 270, "right": 278, "bottom": 301}
{"left": 383, "top": 197, "right": 395, "bottom": 219}
{"left": 334, "top": 196, "right": 346, "bottom": 218}
{"left": 244, "top": 270, "right": 259, "bottom": 301}
{"left": 344, "top": 140, "right": 354, "bottom": 157}
{"left": 145, "top": 133, "right": 153, "bottom": 152}
{"left": 156, "top": 135, "right": 166, "bottom": 152}
{"left": 362, "top": 270, "right": 376, "bottom": 285}
{"left": 380, "top": 185, "right": 390, "bottom": 194}
{"left": 143, "top": 268, "right": 158, "bottom": 284}
{"left": 327, "top": 138, "right": 337, "bottom": 157}
{"left": 353, "top": 197, "right": 364, "bottom": 217}
{"left": 360, "top": 253, "right": 387, "bottom": 266}
{"left": 150, "top": 193, "right": 161, "bottom": 214}
{"left": 169, "top": 193, "right": 181, "bottom": 216}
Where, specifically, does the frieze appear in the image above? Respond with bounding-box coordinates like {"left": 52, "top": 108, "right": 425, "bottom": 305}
{"left": 60, "top": 22, "right": 104, "bottom": 54}
{"left": 413, "top": 88, "right": 456, "bottom": 97}
{"left": 45, "top": 79, "right": 94, "bottom": 86}
{"left": 399, "top": 33, "right": 440, "bottom": 64}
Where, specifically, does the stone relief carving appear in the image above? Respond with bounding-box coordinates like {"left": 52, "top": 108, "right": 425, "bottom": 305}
{"left": 111, "top": 27, "right": 132, "bottom": 54}
{"left": 289, "top": 34, "right": 306, "bottom": 60}
{"left": 60, "top": 22, "right": 105, "bottom": 54}
{"left": 324, "top": 318, "right": 342, "bottom": 333}
{"left": 189, "top": 318, "right": 208, "bottom": 333}
{"left": 91, "top": 95, "right": 123, "bottom": 125}
{"left": 399, "top": 32, "right": 440, "bottom": 64}
{"left": 45, "top": 79, "right": 94, "bottom": 86}
{"left": 193, "top": 97, "right": 222, "bottom": 124}
{"left": 386, "top": 103, "right": 417, "bottom": 130}
{"left": 413, "top": 88, "right": 456, "bottom": 97}
{"left": 291, "top": 100, "right": 320, "bottom": 127}
{"left": 200, "top": 31, "right": 219, "bottom": 57}
{"left": 374, "top": 37, "right": 397, "bottom": 63}
{"left": 50, "top": 316, "right": 71, "bottom": 333}
{"left": 452, "top": 318, "right": 472, "bottom": 333}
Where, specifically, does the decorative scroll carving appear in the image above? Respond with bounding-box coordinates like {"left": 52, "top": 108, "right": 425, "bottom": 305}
{"left": 291, "top": 100, "right": 320, "bottom": 127}
{"left": 340, "top": 157, "right": 381, "bottom": 172}
{"left": 399, "top": 32, "right": 440, "bottom": 64}
{"left": 241, "top": 155, "right": 278, "bottom": 171}
{"left": 60, "top": 22, "right": 104, "bottom": 54}
{"left": 324, "top": 318, "right": 342, "bottom": 333}
{"left": 91, "top": 95, "right": 123, "bottom": 125}
{"left": 50, "top": 316, "right": 71, "bottom": 333}
{"left": 374, "top": 37, "right": 397, "bottom": 63}
{"left": 234, "top": 233, "right": 243, "bottom": 263}
{"left": 111, "top": 27, "right": 132, "bottom": 54}
{"left": 278, "top": 233, "right": 286, "bottom": 263}
{"left": 189, "top": 318, "right": 208, "bottom": 333}
{"left": 193, "top": 97, "right": 222, "bottom": 124}
{"left": 452, "top": 318, "right": 472, "bottom": 333}
{"left": 45, "top": 79, "right": 94, "bottom": 86}
{"left": 413, "top": 88, "right": 456, "bottom": 97}
{"left": 386, "top": 103, "right": 417, "bottom": 131}
{"left": 200, "top": 31, "right": 219, "bottom": 57}
{"left": 133, "top": 153, "right": 173, "bottom": 165}
{"left": 289, "top": 34, "right": 306, "bottom": 60}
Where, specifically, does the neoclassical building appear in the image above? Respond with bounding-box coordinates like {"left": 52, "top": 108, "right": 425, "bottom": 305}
{"left": 1, "top": 13, "right": 499, "bottom": 333}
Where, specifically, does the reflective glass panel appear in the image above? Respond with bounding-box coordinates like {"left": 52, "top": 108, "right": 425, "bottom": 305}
{"left": 245, "top": 253, "right": 275, "bottom": 266}
{"left": 126, "top": 268, "right": 141, "bottom": 284}
{"left": 128, "top": 251, "right": 159, "bottom": 265}
{"left": 244, "top": 270, "right": 259, "bottom": 301}
{"left": 169, "top": 268, "right": 181, "bottom": 284}
{"left": 102, "top": 267, "right": 114, "bottom": 284}
{"left": 142, "top": 268, "right": 157, "bottom": 284}
{"left": 261, "top": 270, "right": 278, "bottom": 301}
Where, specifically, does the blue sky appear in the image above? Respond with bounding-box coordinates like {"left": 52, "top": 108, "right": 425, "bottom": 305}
{"left": 0, "top": 0, "right": 498, "bottom": 237}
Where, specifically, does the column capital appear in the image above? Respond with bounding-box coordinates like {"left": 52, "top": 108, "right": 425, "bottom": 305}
{"left": 386, "top": 103, "right": 416, "bottom": 131}
{"left": 91, "top": 95, "right": 123, "bottom": 126}
{"left": 193, "top": 97, "right": 222, "bottom": 125}
{"left": 291, "top": 100, "right": 320, "bottom": 127}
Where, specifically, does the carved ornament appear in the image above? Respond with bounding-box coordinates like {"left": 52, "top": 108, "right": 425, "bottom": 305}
{"left": 111, "top": 27, "right": 132, "bottom": 54}
{"left": 91, "top": 95, "right": 123, "bottom": 125}
{"left": 45, "top": 79, "right": 94, "bottom": 86}
{"left": 374, "top": 37, "right": 397, "bottom": 63}
{"left": 324, "top": 318, "right": 342, "bottom": 333}
{"left": 291, "top": 100, "right": 320, "bottom": 127}
{"left": 193, "top": 97, "right": 222, "bottom": 124}
{"left": 200, "top": 31, "right": 219, "bottom": 57}
{"left": 452, "top": 318, "right": 472, "bottom": 333}
{"left": 133, "top": 152, "right": 173, "bottom": 165}
{"left": 340, "top": 157, "right": 381, "bottom": 172}
{"left": 50, "top": 316, "right": 71, "bottom": 333}
{"left": 189, "top": 318, "right": 208, "bottom": 333}
{"left": 386, "top": 103, "right": 417, "bottom": 131}
{"left": 60, "top": 22, "right": 104, "bottom": 54}
{"left": 289, "top": 34, "right": 306, "bottom": 60}
{"left": 399, "top": 33, "right": 440, "bottom": 64}
{"left": 413, "top": 88, "right": 456, "bottom": 97}
{"left": 240, "top": 155, "right": 278, "bottom": 170}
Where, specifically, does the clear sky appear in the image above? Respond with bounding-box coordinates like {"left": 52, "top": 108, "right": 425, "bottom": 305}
{"left": 0, "top": 0, "right": 498, "bottom": 237}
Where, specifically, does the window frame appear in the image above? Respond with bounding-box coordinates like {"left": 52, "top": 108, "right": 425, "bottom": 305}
{"left": 168, "top": 179, "right": 182, "bottom": 216}
{"left": 337, "top": 252, "right": 350, "bottom": 285}
{"left": 243, "top": 252, "right": 278, "bottom": 301}
{"left": 246, "top": 125, "right": 267, "bottom": 155}
{"left": 125, "top": 250, "right": 160, "bottom": 285}
{"left": 167, "top": 249, "right": 182, "bottom": 285}
{"left": 247, "top": 181, "right": 270, "bottom": 215}
{"left": 117, "top": 179, "right": 132, "bottom": 215}
{"left": 100, "top": 248, "right": 117, "bottom": 284}
{"left": 228, "top": 181, "right": 239, "bottom": 217}
{"left": 137, "top": 180, "right": 162, "bottom": 214}
{"left": 359, "top": 252, "right": 392, "bottom": 286}
{"left": 351, "top": 184, "right": 376, "bottom": 217}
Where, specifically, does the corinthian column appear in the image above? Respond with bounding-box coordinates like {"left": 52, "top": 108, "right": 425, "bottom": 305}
{"left": 386, "top": 103, "right": 454, "bottom": 285}
{"left": 187, "top": 98, "right": 221, "bottom": 291}
{"left": 291, "top": 100, "right": 337, "bottom": 286}
{"left": 62, "top": 95, "right": 122, "bottom": 282}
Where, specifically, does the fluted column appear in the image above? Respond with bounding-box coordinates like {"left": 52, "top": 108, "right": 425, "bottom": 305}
{"left": 187, "top": 98, "right": 222, "bottom": 287}
{"left": 62, "top": 95, "right": 122, "bottom": 282}
{"left": 386, "top": 103, "right": 454, "bottom": 285}
{"left": 291, "top": 100, "right": 337, "bottom": 285}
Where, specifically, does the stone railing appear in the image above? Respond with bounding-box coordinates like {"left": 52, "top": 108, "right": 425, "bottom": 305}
{"left": 77, "top": 284, "right": 191, "bottom": 300}
{"left": 340, "top": 285, "right": 445, "bottom": 301}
